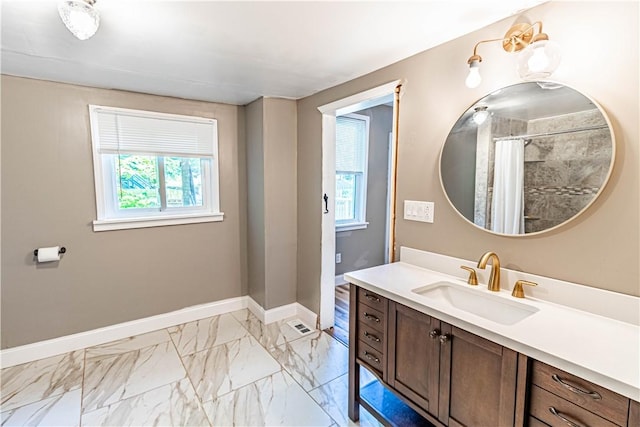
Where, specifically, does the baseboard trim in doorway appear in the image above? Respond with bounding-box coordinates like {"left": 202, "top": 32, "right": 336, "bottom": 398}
{"left": 247, "top": 298, "right": 318, "bottom": 329}
{"left": 1, "top": 296, "right": 318, "bottom": 368}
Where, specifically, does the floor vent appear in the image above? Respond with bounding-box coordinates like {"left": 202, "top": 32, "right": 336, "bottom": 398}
{"left": 287, "top": 319, "right": 314, "bottom": 336}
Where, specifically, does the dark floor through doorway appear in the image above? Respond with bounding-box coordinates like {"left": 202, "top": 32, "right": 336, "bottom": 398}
{"left": 326, "top": 283, "right": 350, "bottom": 346}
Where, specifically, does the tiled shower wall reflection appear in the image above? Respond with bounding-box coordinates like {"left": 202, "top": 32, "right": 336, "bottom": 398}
{"left": 523, "top": 109, "right": 610, "bottom": 233}
{"left": 479, "top": 109, "right": 610, "bottom": 233}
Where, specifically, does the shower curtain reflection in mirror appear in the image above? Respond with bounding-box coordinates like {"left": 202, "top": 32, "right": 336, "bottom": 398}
{"left": 490, "top": 139, "right": 525, "bottom": 234}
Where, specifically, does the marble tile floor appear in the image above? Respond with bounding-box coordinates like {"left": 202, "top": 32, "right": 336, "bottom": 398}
{"left": 1, "top": 309, "right": 383, "bottom": 427}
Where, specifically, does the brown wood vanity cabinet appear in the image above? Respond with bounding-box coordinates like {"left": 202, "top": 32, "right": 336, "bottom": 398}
{"left": 526, "top": 360, "right": 635, "bottom": 427}
{"left": 349, "top": 284, "right": 520, "bottom": 426}
{"left": 348, "top": 284, "right": 639, "bottom": 427}
{"left": 386, "top": 301, "right": 519, "bottom": 426}
{"left": 354, "top": 286, "right": 387, "bottom": 376}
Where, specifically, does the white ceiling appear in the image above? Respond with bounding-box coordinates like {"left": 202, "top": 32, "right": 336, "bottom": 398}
{"left": 1, "top": 0, "right": 547, "bottom": 105}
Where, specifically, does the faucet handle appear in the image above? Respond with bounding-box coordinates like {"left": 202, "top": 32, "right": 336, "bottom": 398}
{"left": 460, "top": 266, "right": 478, "bottom": 286}
{"left": 512, "top": 280, "right": 537, "bottom": 298}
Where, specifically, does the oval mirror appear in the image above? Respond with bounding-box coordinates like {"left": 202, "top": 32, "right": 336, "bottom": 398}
{"left": 440, "top": 81, "right": 615, "bottom": 236}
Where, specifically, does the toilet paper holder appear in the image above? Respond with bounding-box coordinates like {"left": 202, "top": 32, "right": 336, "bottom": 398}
{"left": 33, "top": 247, "right": 66, "bottom": 257}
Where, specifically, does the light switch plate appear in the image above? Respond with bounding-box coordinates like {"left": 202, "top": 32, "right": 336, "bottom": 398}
{"left": 404, "top": 200, "right": 435, "bottom": 223}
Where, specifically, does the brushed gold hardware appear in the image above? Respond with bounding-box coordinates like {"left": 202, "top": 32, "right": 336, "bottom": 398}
{"left": 467, "top": 21, "right": 546, "bottom": 64}
{"left": 364, "top": 331, "right": 381, "bottom": 343}
{"left": 429, "top": 329, "right": 440, "bottom": 339}
{"left": 364, "top": 293, "right": 381, "bottom": 303}
{"left": 363, "top": 351, "right": 380, "bottom": 364}
{"left": 363, "top": 313, "right": 380, "bottom": 323}
{"left": 439, "top": 334, "right": 451, "bottom": 344}
{"left": 477, "top": 251, "right": 501, "bottom": 291}
{"left": 512, "top": 280, "right": 537, "bottom": 298}
{"left": 548, "top": 407, "right": 587, "bottom": 427}
{"left": 552, "top": 374, "right": 602, "bottom": 400}
{"left": 460, "top": 266, "right": 478, "bottom": 285}
{"left": 464, "top": 21, "right": 560, "bottom": 88}
{"left": 501, "top": 23, "right": 535, "bottom": 53}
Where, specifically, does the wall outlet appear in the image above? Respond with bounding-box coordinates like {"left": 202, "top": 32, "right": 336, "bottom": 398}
{"left": 424, "top": 201, "right": 434, "bottom": 223}
{"left": 335, "top": 253, "right": 342, "bottom": 264}
{"left": 404, "top": 200, "right": 435, "bottom": 223}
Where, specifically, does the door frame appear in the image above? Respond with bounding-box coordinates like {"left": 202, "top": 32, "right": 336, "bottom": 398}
{"left": 317, "top": 79, "right": 403, "bottom": 330}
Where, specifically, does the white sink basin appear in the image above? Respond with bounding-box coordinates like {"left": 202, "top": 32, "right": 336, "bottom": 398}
{"left": 412, "top": 281, "right": 539, "bottom": 325}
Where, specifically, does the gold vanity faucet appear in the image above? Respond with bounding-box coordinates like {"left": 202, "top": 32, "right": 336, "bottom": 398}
{"left": 477, "top": 251, "right": 501, "bottom": 291}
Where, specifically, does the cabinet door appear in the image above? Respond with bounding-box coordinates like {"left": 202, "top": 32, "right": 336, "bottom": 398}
{"left": 438, "top": 324, "right": 518, "bottom": 427}
{"left": 387, "top": 301, "right": 441, "bottom": 416}
{"left": 629, "top": 399, "right": 640, "bottom": 427}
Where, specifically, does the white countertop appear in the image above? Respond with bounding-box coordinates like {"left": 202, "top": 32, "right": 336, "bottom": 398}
{"left": 345, "top": 260, "right": 640, "bottom": 401}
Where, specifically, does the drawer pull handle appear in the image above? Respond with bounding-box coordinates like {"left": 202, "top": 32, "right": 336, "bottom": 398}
{"left": 363, "top": 313, "right": 380, "bottom": 323}
{"left": 365, "top": 293, "right": 381, "bottom": 303}
{"left": 549, "top": 407, "right": 588, "bottom": 427}
{"left": 552, "top": 374, "right": 602, "bottom": 400}
{"left": 429, "top": 329, "right": 440, "bottom": 339}
{"left": 363, "top": 351, "right": 380, "bottom": 364}
{"left": 364, "top": 331, "right": 381, "bottom": 343}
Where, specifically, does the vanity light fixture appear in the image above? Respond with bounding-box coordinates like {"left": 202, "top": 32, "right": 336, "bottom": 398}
{"left": 472, "top": 105, "right": 490, "bottom": 125}
{"left": 58, "top": 0, "right": 100, "bottom": 40}
{"left": 465, "top": 21, "right": 561, "bottom": 88}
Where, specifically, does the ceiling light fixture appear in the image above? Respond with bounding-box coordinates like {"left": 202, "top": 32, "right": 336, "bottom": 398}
{"left": 58, "top": 0, "right": 100, "bottom": 40}
{"left": 472, "top": 106, "right": 490, "bottom": 125}
{"left": 465, "top": 21, "right": 561, "bottom": 88}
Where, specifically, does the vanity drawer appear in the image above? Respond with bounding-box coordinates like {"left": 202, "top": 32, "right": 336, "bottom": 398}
{"left": 357, "top": 287, "right": 387, "bottom": 310}
{"left": 531, "top": 361, "right": 628, "bottom": 426}
{"left": 527, "top": 416, "right": 550, "bottom": 427}
{"left": 357, "top": 302, "right": 385, "bottom": 333}
{"left": 357, "top": 324, "right": 384, "bottom": 353}
{"left": 357, "top": 340, "right": 384, "bottom": 374}
{"left": 530, "top": 385, "right": 619, "bottom": 427}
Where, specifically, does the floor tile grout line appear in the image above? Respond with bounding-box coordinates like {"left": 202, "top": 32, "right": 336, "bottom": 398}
{"left": 79, "top": 335, "right": 188, "bottom": 420}
{"left": 166, "top": 326, "right": 214, "bottom": 427}
{"left": 78, "top": 347, "right": 88, "bottom": 426}
{"left": 184, "top": 311, "right": 340, "bottom": 424}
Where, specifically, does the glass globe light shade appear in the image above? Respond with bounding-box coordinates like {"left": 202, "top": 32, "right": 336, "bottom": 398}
{"left": 517, "top": 39, "right": 562, "bottom": 80}
{"left": 472, "top": 108, "right": 490, "bottom": 125}
{"left": 465, "top": 61, "right": 482, "bottom": 88}
{"left": 58, "top": 0, "right": 100, "bottom": 40}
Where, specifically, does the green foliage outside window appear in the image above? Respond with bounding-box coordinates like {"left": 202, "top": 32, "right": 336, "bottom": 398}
{"left": 115, "top": 155, "right": 202, "bottom": 209}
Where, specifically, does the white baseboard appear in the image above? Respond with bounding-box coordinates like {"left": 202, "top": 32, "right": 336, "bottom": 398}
{"left": 247, "top": 297, "right": 318, "bottom": 329}
{"left": 0, "top": 296, "right": 319, "bottom": 369}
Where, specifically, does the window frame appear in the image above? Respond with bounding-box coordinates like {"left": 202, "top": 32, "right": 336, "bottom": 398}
{"left": 89, "top": 105, "right": 223, "bottom": 232}
{"left": 335, "top": 113, "right": 370, "bottom": 232}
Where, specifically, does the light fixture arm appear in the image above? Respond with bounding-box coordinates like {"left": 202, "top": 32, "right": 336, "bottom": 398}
{"left": 467, "top": 36, "right": 506, "bottom": 64}
{"left": 467, "top": 21, "right": 547, "bottom": 64}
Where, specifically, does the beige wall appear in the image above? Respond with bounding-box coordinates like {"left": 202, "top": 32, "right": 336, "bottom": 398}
{"left": 263, "top": 98, "right": 297, "bottom": 309}
{"left": 297, "top": 1, "right": 640, "bottom": 313}
{"left": 1, "top": 76, "right": 248, "bottom": 348}
{"left": 246, "top": 98, "right": 266, "bottom": 306}
{"left": 245, "top": 97, "right": 298, "bottom": 310}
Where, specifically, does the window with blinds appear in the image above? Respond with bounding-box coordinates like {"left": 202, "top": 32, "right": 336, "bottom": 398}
{"left": 335, "top": 113, "right": 370, "bottom": 230}
{"left": 89, "top": 105, "right": 223, "bottom": 231}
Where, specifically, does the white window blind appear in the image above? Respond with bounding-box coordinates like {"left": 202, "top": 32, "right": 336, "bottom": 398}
{"left": 91, "top": 106, "right": 217, "bottom": 157}
{"left": 336, "top": 116, "right": 367, "bottom": 172}
{"left": 335, "top": 113, "right": 370, "bottom": 231}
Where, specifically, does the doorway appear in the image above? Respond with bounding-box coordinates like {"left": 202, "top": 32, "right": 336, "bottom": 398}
{"left": 317, "top": 80, "right": 403, "bottom": 339}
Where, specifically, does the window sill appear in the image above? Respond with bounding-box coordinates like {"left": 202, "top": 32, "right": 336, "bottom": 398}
{"left": 93, "top": 212, "right": 224, "bottom": 232}
{"left": 336, "top": 222, "right": 369, "bottom": 232}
